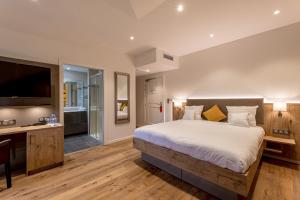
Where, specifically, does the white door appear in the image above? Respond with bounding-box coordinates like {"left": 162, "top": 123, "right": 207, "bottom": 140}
{"left": 145, "top": 77, "right": 164, "bottom": 124}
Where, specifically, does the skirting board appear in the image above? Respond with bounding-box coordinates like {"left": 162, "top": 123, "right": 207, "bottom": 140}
{"left": 141, "top": 153, "right": 244, "bottom": 200}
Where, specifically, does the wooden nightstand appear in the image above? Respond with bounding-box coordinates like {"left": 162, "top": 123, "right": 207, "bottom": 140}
{"left": 263, "top": 135, "right": 296, "bottom": 162}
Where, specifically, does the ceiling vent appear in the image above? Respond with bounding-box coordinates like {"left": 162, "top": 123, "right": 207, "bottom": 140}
{"left": 163, "top": 53, "right": 174, "bottom": 61}
{"left": 133, "top": 48, "right": 179, "bottom": 76}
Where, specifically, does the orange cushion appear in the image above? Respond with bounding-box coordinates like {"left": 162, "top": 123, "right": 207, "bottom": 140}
{"left": 120, "top": 102, "right": 127, "bottom": 111}
{"left": 203, "top": 105, "right": 226, "bottom": 122}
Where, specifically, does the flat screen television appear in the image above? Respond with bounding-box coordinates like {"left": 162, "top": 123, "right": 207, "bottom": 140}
{"left": 0, "top": 59, "right": 52, "bottom": 106}
{"left": 0, "top": 61, "right": 51, "bottom": 97}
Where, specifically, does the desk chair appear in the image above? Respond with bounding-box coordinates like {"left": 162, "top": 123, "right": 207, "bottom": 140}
{"left": 0, "top": 139, "right": 12, "bottom": 188}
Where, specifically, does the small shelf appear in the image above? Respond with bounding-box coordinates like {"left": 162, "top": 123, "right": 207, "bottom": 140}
{"left": 264, "top": 135, "right": 296, "bottom": 146}
{"left": 264, "top": 148, "right": 283, "bottom": 154}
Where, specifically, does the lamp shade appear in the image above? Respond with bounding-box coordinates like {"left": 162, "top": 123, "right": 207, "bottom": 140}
{"left": 173, "top": 98, "right": 187, "bottom": 108}
{"left": 273, "top": 102, "right": 287, "bottom": 112}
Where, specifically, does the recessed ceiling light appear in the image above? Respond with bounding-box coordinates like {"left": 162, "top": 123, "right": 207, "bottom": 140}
{"left": 130, "top": 36, "right": 135, "bottom": 40}
{"left": 31, "top": 0, "right": 39, "bottom": 2}
{"left": 145, "top": 69, "right": 150, "bottom": 73}
{"left": 177, "top": 4, "right": 184, "bottom": 12}
{"left": 273, "top": 10, "right": 280, "bottom": 15}
{"left": 209, "top": 34, "right": 215, "bottom": 38}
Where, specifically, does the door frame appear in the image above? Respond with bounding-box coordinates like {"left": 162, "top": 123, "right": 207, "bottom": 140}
{"left": 61, "top": 63, "right": 104, "bottom": 143}
{"left": 143, "top": 75, "right": 166, "bottom": 125}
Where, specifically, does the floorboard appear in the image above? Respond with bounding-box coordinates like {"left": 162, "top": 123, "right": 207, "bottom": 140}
{"left": 0, "top": 139, "right": 299, "bottom": 200}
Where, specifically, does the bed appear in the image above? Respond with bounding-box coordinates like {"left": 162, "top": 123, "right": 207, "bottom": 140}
{"left": 117, "top": 110, "right": 128, "bottom": 120}
{"left": 133, "top": 98, "right": 265, "bottom": 199}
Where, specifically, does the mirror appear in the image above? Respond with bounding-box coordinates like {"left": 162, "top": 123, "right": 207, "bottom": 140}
{"left": 115, "top": 72, "right": 130, "bottom": 124}
{"left": 64, "top": 81, "right": 86, "bottom": 110}
{"left": 64, "top": 81, "right": 78, "bottom": 107}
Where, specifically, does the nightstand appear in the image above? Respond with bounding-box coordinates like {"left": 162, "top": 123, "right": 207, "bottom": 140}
{"left": 263, "top": 135, "right": 296, "bottom": 162}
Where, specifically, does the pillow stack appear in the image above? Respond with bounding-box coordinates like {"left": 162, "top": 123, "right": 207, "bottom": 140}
{"left": 226, "top": 106, "right": 258, "bottom": 127}
{"left": 181, "top": 104, "right": 259, "bottom": 128}
{"left": 182, "top": 106, "right": 204, "bottom": 120}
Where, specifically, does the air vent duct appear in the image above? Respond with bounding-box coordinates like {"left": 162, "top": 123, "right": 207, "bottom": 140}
{"left": 163, "top": 54, "right": 174, "bottom": 61}
{"left": 133, "top": 48, "right": 179, "bottom": 76}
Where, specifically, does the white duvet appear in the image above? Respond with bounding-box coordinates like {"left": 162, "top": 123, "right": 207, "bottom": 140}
{"left": 134, "top": 120, "right": 265, "bottom": 173}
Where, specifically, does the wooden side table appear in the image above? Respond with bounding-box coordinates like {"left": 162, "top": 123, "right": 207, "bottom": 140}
{"left": 263, "top": 135, "right": 296, "bottom": 162}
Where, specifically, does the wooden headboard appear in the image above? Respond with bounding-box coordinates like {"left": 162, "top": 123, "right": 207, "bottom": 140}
{"left": 186, "top": 98, "right": 264, "bottom": 125}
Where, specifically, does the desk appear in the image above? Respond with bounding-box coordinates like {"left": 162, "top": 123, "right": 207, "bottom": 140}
{"left": 0, "top": 124, "right": 64, "bottom": 175}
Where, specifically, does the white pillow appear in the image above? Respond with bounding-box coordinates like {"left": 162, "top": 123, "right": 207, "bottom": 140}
{"left": 226, "top": 106, "right": 258, "bottom": 127}
{"left": 182, "top": 109, "right": 196, "bottom": 120}
{"left": 228, "top": 112, "right": 250, "bottom": 127}
{"left": 185, "top": 106, "right": 204, "bottom": 120}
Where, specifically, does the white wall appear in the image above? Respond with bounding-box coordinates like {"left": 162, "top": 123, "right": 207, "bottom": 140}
{"left": 136, "top": 23, "right": 300, "bottom": 124}
{"left": 0, "top": 27, "right": 136, "bottom": 144}
{"left": 165, "top": 23, "right": 300, "bottom": 102}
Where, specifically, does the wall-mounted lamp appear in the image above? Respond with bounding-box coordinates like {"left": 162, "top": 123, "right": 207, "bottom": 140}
{"left": 172, "top": 98, "right": 187, "bottom": 120}
{"left": 173, "top": 98, "right": 187, "bottom": 108}
{"left": 273, "top": 102, "right": 287, "bottom": 117}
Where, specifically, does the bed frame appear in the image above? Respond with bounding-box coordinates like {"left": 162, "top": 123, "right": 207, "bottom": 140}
{"left": 134, "top": 98, "right": 265, "bottom": 199}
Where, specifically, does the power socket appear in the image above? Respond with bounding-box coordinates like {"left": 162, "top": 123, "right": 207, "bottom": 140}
{"left": 0, "top": 119, "right": 16, "bottom": 127}
{"left": 273, "top": 128, "right": 290, "bottom": 135}
{"left": 272, "top": 128, "right": 279, "bottom": 134}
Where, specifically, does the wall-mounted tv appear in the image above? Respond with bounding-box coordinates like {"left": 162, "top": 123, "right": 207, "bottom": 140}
{"left": 0, "top": 58, "right": 53, "bottom": 106}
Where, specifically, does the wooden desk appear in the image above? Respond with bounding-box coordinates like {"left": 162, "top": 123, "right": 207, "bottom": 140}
{"left": 0, "top": 124, "right": 64, "bottom": 175}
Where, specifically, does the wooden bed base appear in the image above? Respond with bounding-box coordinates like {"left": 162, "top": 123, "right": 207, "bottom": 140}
{"left": 133, "top": 138, "right": 264, "bottom": 198}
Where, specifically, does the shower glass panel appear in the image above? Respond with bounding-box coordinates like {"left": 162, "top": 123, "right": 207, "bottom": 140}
{"left": 89, "top": 69, "right": 104, "bottom": 143}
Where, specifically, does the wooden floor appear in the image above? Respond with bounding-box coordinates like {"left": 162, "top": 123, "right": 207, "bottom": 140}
{"left": 0, "top": 139, "right": 299, "bottom": 200}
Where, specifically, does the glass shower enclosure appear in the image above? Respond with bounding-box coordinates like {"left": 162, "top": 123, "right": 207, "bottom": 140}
{"left": 88, "top": 69, "right": 104, "bottom": 142}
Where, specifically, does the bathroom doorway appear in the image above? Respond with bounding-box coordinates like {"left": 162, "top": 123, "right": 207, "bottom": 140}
{"left": 63, "top": 65, "right": 104, "bottom": 153}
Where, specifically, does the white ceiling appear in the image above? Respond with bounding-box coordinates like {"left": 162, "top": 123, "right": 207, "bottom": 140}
{"left": 0, "top": 0, "right": 300, "bottom": 57}
{"left": 130, "top": 0, "right": 167, "bottom": 19}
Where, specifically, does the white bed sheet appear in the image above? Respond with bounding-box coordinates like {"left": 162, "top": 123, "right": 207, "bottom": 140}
{"left": 117, "top": 111, "right": 128, "bottom": 119}
{"left": 134, "top": 120, "right": 265, "bottom": 173}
